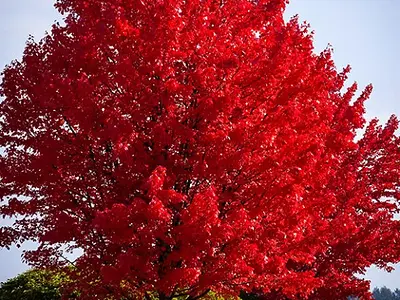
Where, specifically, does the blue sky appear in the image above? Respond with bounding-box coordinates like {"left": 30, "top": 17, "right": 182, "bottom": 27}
{"left": 0, "top": 0, "right": 399, "bottom": 291}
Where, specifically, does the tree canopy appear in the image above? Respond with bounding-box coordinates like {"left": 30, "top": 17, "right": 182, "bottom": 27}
{"left": 0, "top": 269, "right": 67, "bottom": 300}
{"left": 372, "top": 287, "right": 400, "bottom": 300}
{"left": 1, "top": 0, "right": 399, "bottom": 299}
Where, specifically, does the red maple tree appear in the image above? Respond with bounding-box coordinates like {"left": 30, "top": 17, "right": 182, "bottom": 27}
{"left": 1, "top": 0, "right": 399, "bottom": 299}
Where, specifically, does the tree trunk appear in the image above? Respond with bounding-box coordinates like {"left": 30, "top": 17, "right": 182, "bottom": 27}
{"left": 158, "top": 292, "right": 171, "bottom": 300}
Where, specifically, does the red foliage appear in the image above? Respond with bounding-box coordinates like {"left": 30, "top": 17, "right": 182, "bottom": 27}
{"left": 1, "top": 0, "right": 399, "bottom": 299}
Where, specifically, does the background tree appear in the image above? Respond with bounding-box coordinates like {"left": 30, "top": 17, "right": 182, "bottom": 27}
{"left": 372, "top": 287, "right": 396, "bottom": 300}
{"left": 0, "top": 269, "right": 69, "bottom": 300}
{"left": 394, "top": 289, "right": 400, "bottom": 300}
{"left": 0, "top": 269, "right": 233, "bottom": 300}
{"left": 1, "top": 0, "right": 399, "bottom": 299}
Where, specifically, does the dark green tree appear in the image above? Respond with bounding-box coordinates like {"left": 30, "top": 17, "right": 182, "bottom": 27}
{"left": 0, "top": 269, "right": 70, "bottom": 300}
{"left": 393, "top": 289, "right": 400, "bottom": 300}
{"left": 373, "top": 287, "right": 395, "bottom": 300}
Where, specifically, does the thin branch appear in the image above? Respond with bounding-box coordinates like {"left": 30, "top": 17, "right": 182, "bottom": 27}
{"left": 189, "top": 289, "right": 211, "bottom": 300}
{"left": 62, "top": 115, "right": 77, "bottom": 136}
